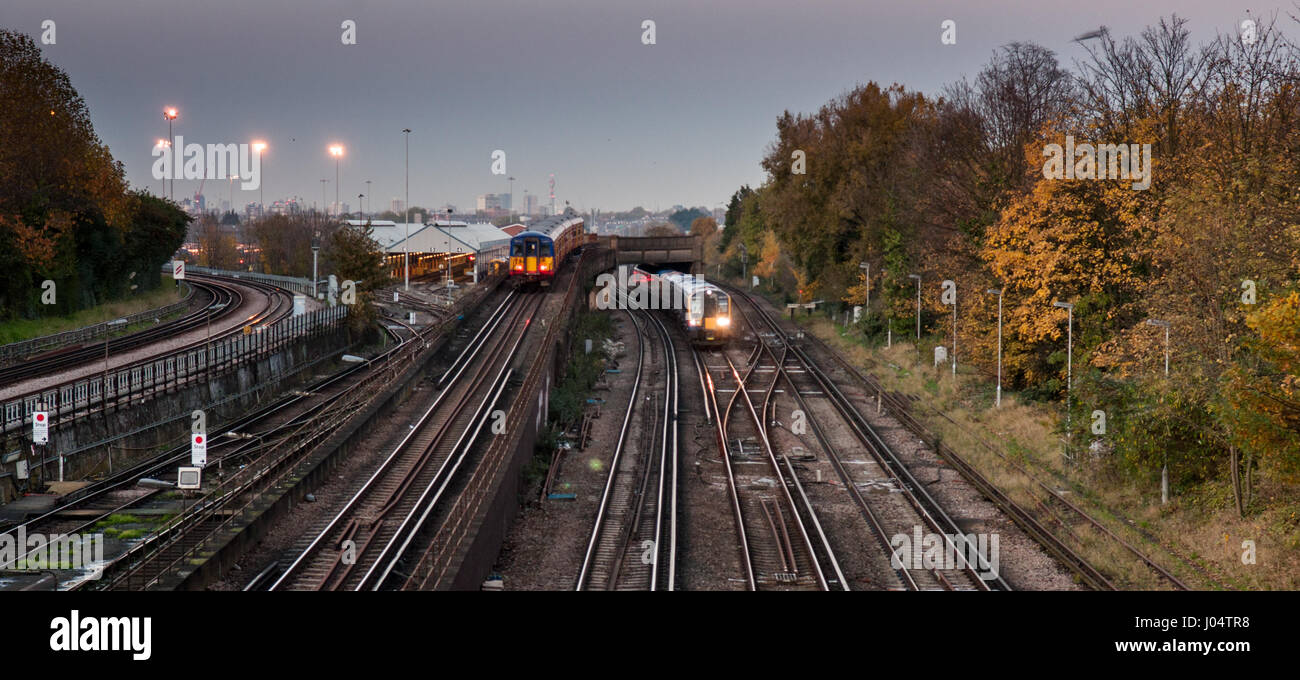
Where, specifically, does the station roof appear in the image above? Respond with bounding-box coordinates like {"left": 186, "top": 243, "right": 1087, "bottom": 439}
{"left": 346, "top": 220, "right": 511, "bottom": 254}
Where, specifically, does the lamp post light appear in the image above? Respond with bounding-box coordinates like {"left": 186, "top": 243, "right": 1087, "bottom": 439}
{"left": 252, "top": 141, "right": 267, "bottom": 216}
{"left": 987, "top": 288, "right": 1004, "bottom": 407}
{"left": 908, "top": 274, "right": 922, "bottom": 340}
{"left": 1053, "top": 301, "right": 1075, "bottom": 462}
{"left": 403, "top": 128, "right": 411, "bottom": 291}
{"left": 163, "top": 108, "right": 178, "bottom": 201}
{"left": 327, "top": 144, "right": 343, "bottom": 217}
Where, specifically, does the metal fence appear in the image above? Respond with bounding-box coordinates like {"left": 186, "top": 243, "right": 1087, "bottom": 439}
{"left": 188, "top": 266, "right": 320, "bottom": 297}
{"left": 1, "top": 304, "right": 347, "bottom": 436}
{"left": 0, "top": 283, "right": 196, "bottom": 366}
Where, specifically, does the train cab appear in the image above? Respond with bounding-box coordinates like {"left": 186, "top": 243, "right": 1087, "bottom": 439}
{"left": 509, "top": 231, "right": 556, "bottom": 286}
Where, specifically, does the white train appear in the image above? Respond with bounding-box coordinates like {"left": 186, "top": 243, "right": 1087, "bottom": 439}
{"left": 631, "top": 266, "right": 732, "bottom": 346}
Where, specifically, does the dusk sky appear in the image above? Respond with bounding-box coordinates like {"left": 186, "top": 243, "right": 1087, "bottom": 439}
{"left": 2, "top": 0, "right": 1269, "bottom": 214}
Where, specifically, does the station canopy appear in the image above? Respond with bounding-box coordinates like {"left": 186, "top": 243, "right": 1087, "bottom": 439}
{"left": 345, "top": 220, "right": 512, "bottom": 255}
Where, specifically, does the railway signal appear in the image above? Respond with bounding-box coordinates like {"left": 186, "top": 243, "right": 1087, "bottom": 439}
{"left": 172, "top": 259, "right": 185, "bottom": 280}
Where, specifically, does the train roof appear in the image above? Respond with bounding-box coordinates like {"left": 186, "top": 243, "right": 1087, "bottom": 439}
{"left": 642, "top": 268, "right": 729, "bottom": 297}
{"left": 526, "top": 208, "right": 584, "bottom": 237}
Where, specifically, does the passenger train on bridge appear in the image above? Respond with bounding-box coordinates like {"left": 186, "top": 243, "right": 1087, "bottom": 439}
{"left": 508, "top": 209, "right": 587, "bottom": 288}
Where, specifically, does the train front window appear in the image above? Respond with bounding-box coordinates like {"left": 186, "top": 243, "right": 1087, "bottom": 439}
{"left": 526, "top": 239, "right": 539, "bottom": 256}
{"left": 511, "top": 241, "right": 524, "bottom": 257}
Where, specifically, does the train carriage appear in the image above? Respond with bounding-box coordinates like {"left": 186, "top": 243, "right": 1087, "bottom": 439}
{"left": 509, "top": 208, "right": 586, "bottom": 288}
{"left": 632, "top": 266, "right": 732, "bottom": 347}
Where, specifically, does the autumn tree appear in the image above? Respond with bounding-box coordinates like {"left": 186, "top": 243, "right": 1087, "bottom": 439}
{"left": 324, "top": 223, "right": 390, "bottom": 336}
{"left": 0, "top": 30, "right": 188, "bottom": 320}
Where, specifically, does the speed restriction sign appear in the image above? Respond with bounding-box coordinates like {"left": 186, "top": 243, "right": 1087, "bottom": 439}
{"left": 173, "top": 259, "right": 186, "bottom": 280}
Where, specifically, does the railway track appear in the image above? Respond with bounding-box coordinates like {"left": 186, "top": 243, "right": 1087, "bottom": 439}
{"left": 2, "top": 277, "right": 219, "bottom": 387}
{"left": 74, "top": 313, "right": 426, "bottom": 590}
{"left": 576, "top": 306, "right": 679, "bottom": 591}
{"left": 730, "top": 290, "right": 999, "bottom": 591}
{"left": 0, "top": 274, "right": 292, "bottom": 391}
{"left": 830, "top": 353, "right": 1195, "bottom": 590}
{"left": 270, "top": 291, "right": 542, "bottom": 591}
{"left": 731, "top": 287, "right": 1196, "bottom": 590}
{"left": 0, "top": 327, "right": 401, "bottom": 585}
{"left": 694, "top": 319, "right": 841, "bottom": 590}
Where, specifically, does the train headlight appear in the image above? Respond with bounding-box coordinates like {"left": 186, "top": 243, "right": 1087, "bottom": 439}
{"left": 717, "top": 317, "right": 730, "bottom": 327}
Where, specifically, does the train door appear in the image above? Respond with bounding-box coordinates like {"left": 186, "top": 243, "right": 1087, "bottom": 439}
{"left": 525, "top": 237, "right": 539, "bottom": 274}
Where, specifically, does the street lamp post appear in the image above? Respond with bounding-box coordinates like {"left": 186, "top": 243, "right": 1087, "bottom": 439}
{"left": 156, "top": 140, "right": 170, "bottom": 196}
{"left": 1053, "top": 301, "right": 1075, "bottom": 462}
{"left": 252, "top": 141, "right": 267, "bottom": 216}
{"left": 358, "top": 194, "right": 365, "bottom": 221}
{"left": 1146, "top": 317, "right": 1172, "bottom": 503}
{"left": 228, "top": 174, "right": 238, "bottom": 216}
{"left": 908, "top": 274, "right": 922, "bottom": 340}
{"left": 987, "top": 288, "right": 1003, "bottom": 407}
{"left": 365, "top": 180, "right": 372, "bottom": 218}
{"left": 320, "top": 179, "right": 328, "bottom": 214}
{"left": 311, "top": 230, "right": 321, "bottom": 298}
{"left": 163, "top": 108, "right": 178, "bottom": 201}
{"left": 1146, "top": 318, "right": 1171, "bottom": 376}
{"left": 403, "top": 128, "right": 411, "bottom": 291}
{"left": 329, "top": 145, "right": 344, "bottom": 216}
{"left": 948, "top": 281, "right": 957, "bottom": 377}
{"left": 858, "top": 262, "right": 870, "bottom": 315}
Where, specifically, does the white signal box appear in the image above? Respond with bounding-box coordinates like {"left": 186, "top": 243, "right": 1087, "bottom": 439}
{"left": 177, "top": 467, "right": 202, "bottom": 490}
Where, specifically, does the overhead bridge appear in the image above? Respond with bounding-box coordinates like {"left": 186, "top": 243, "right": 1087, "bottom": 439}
{"left": 596, "top": 235, "right": 702, "bottom": 272}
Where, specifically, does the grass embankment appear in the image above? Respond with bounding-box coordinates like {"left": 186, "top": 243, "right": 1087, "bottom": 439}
{"left": 0, "top": 276, "right": 184, "bottom": 345}
{"left": 754, "top": 290, "right": 1299, "bottom": 590}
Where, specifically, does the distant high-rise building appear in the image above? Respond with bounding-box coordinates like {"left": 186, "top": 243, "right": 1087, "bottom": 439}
{"left": 390, "top": 198, "right": 405, "bottom": 215}
{"left": 524, "top": 194, "right": 539, "bottom": 215}
{"left": 476, "top": 193, "right": 508, "bottom": 214}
